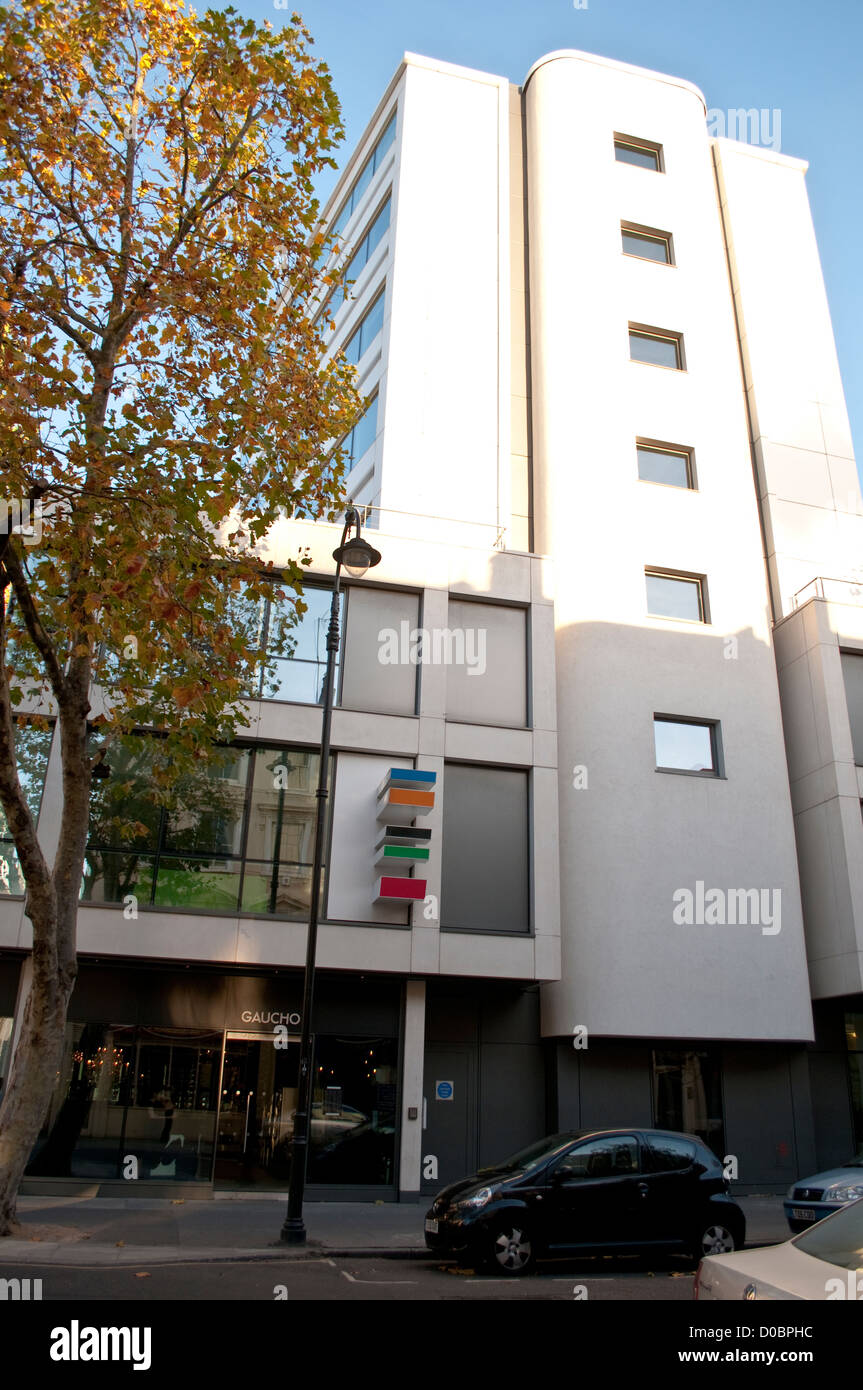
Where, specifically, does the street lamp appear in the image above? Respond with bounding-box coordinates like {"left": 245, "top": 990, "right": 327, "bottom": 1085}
{"left": 281, "top": 507, "right": 381, "bottom": 1244}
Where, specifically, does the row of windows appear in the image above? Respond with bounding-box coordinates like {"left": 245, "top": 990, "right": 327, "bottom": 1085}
{"left": 319, "top": 197, "right": 391, "bottom": 325}
{"left": 343, "top": 287, "right": 385, "bottom": 366}
{"left": 330, "top": 113, "right": 396, "bottom": 243}
{"left": 618, "top": 133, "right": 719, "bottom": 776}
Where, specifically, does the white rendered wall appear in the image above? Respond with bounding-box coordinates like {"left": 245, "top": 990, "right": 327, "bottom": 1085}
{"left": 525, "top": 51, "right": 813, "bottom": 1041}
{"left": 714, "top": 140, "right": 863, "bottom": 619}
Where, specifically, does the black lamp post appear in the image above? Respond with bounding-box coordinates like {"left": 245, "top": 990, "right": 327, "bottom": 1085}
{"left": 281, "top": 507, "right": 381, "bottom": 1244}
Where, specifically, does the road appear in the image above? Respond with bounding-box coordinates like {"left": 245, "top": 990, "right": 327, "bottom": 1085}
{"left": 0, "top": 1253, "right": 695, "bottom": 1300}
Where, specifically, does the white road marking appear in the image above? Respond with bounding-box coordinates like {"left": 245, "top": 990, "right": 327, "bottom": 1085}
{"left": 339, "top": 1270, "right": 417, "bottom": 1285}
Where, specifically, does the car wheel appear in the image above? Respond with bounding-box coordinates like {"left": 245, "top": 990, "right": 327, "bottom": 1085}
{"left": 486, "top": 1221, "right": 535, "bottom": 1276}
{"left": 692, "top": 1220, "right": 738, "bottom": 1259}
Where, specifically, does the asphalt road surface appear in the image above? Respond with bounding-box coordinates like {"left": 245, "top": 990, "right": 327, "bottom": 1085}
{"left": 0, "top": 1254, "right": 695, "bottom": 1300}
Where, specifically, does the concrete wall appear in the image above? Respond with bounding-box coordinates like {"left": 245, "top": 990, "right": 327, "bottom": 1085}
{"left": 524, "top": 50, "right": 812, "bottom": 1042}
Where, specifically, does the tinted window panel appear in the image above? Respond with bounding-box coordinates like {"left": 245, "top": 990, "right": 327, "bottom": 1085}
{"left": 646, "top": 574, "right": 703, "bottom": 621}
{"left": 630, "top": 331, "right": 681, "bottom": 368}
{"left": 646, "top": 1136, "right": 696, "bottom": 1172}
{"left": 622, "top": 230, "right": 670, "bottom": 262}
{"left": 556, "top": 1136, "right": 640, "bottom": 1178}
{"left": 615, "top": 141, "right": 660, "bottom": 170}
{"left": 637, "top": 445, "right": 691, "bottom": 488}
{"left": 654, "top": 719, "right": 715, "bottom": 773}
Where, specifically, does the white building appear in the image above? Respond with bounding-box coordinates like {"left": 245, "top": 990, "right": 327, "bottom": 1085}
{"left": 1, "top": 48, "right": 861, "bottom": 1199}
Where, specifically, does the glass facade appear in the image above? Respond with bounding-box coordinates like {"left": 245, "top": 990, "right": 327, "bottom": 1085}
{"left": 652, "top": 1048, "right": 725, "bottom": 1159}
{"left": 27, "top": 1023, "right": 221, "bottom": 1181}
{"left": 26, "top": 1018, "right": 398, "bottom": 1188}
{"left": 82, "top": 738, "right": 327, "bottom": 918}
{"left": 330, "top": 113, "right": 396, "bottom": 241}
{"left": 343, "top": 288, "right": 385, "bottom": 365}
{"left": 0, "top": 719, "right": 53, "bottom": 896}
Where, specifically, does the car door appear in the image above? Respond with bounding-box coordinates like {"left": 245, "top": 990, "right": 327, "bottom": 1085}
{"left": 543, "top": 1133, "right": 648, "bottom": 1251}
{"left": 640, "top": 1133, "right": 703, "bottom": 1246}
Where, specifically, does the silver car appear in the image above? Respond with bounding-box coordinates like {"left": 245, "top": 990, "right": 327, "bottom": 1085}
{"left": 696, "top": 1197, "right": 863, "bottom": 1301}
{"left": 784, "top": 1151, "right": 863, "bottom": 1232}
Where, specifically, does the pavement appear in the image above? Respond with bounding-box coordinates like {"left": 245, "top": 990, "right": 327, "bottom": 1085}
{"left": 0, "top": 1193, "right": 789, "bottom": 1267}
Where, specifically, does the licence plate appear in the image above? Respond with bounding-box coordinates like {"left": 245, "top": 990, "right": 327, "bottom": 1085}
{"left": 425, "top": 1218, "right": 438, "bottom": 1234}
{"left": 791, "top": 1207, "right": 816, "bottom": 1221}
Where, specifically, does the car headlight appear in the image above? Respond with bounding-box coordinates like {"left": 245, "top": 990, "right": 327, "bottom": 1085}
{"left": 456, "top": 1186, "right": 493, "bottom": 1209}
{"left": 824, "top": 1184, "right": 863, "bottom": 1203}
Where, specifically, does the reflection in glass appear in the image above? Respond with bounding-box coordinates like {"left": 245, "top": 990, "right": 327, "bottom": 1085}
{"left": 646, "top": 574, "right": 703, "bottom": 621}
{"left": 629, "top": 331, "right": 680, "bottom": 368}
{"left": 637, "top": 445, "right": 691, "bottom": 488}
{"left": 615, "top": 140, "right": 660, "bottom": 170}
{"left": 27, "top": 1023, "right": 221, "bottom": 1181}
{"left": 653, "top": 1048, "right": 724, "bottom": 1158}
{"left": 0, "top": 719, "right": 54, "bottom": 895}
{"left": 622, "top": 229, "right": 670, "bottom": 262}
{"left": 654, "top": 718, "right": 715, "bottom": 773}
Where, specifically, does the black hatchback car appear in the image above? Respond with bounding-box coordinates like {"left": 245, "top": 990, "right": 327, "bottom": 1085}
{"left": 424, "top": 1128, "right": 745, "bottom": 1275}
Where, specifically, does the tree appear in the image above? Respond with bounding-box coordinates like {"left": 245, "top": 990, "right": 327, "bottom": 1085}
{"left": 0, "top": 0, "right": 361, "bottom": 1233}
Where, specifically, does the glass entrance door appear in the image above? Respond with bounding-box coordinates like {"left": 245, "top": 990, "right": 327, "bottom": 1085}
{"left": 214, "top": 1033, "right": 300, "bottom": 1187}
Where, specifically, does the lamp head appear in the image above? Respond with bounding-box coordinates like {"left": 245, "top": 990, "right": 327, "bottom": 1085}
{"left": 333, "top": 534, "right": 382, "bottom": 578}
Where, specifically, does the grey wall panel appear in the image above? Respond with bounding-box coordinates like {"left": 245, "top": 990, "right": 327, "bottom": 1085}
{"left": 341, "top": 586, "right": 419, "bottom": 715}
{"left": 446, "top": 600, "right": 527, "bottom": 727}
{"left": 577, "top": 1045, "right": 653, "bottom": 1130}
{"left": 478, "top": 1043, "right": 546, "bottom": 1165}
{"left": 722, "top": 1047, "right": 799, "bottom": 1190}
{"left": 441, "top": 763, "right": 529, "bottom": 932}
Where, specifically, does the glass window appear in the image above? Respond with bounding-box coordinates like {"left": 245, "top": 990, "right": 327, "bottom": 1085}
{"left": 0, "top": 718, "right": 54, "bottom": 896}
{"left": 441, "top": 764, "right": 529, "bottom": 933}
{"left": 343, "top": 288, "right": 385, "bottom": 366}
{"left": 319, "top": 197, "right": 391, "bottom": 323}
{"left": 637, "top": 442, "right": 693, "bottom": 489}
{"left": 645, "top": 1135, "right": 698, "bottom": 1172}
{"left": 26, "top": 1022, "right": 221, "bottom": 1182}
{"left": 342, "top": 394, "right": 378, "bottom": 469}
{"left": 654, "top": 718, "right": 718, "bottom": 774}
{"left": 554, "top": 1135, "right": 640, "bottom": 1179}
{"left": 646, "top": 572, "right": 706, "bottom": 622}
{"left": 331, "top": 112, "right": 396, "bottom": 241}
{"left": 653, "top": 1049, "right": 725, "bottom": 1157}
{"left": 81, "top": 736, "right": 328, "bottom": 919}
{"left": 841, "top": 652, "right": 863, "bottom": 765}
{"left": 622, "top": 226, "right": 672, "bottom": 263}
{"left": 307, "top": 1035, "right": 398, "bottom": 1185}
{"left": 614, "top": 137, "right": 662, "bottom": 170}
{"left": 629, "top": 328, "right": 683, "bottom": 369}
{"left": 258, "top": 585, "right": 343, "bottom": 705}
{"left": 791, "top": 1199, "right": 863, "bottom": 1272}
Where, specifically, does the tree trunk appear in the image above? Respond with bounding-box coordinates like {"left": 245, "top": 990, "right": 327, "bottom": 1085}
{"left": 0, "top": 924, "right": 76, "bottom": 1236}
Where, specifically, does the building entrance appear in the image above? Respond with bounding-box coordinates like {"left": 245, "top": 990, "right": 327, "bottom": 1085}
{"left": 214, "top": 1032, "right": 300, "bottom": 1187}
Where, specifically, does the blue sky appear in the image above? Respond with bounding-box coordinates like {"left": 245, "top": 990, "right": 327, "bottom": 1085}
{"left": 244, "top": 0, "right": 863, "bottom": 476}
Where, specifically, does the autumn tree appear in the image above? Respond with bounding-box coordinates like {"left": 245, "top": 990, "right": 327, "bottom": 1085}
{"left": 0, "top": 0, "right": 360, "bottom": 1233}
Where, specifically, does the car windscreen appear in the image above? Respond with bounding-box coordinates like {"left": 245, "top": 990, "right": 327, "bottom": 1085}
{"left": 791, "top": 1197, "right": 863, "bottom": 1270}
{"left": 478, "top": 1133, "right": 583, "bottom": 1174}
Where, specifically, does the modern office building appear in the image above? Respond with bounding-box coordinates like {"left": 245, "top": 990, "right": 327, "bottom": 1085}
{"left": 1, "top": 47, "right": 861, "bottom": 1200}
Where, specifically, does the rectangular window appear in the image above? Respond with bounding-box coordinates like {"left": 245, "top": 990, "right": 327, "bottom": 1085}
{"left": 0, "top": 718, "right": 54, "bottom": 896}
{"left": 319, "top": 197, "right": 390, "bottom": 323}
{"left": 646, "top": 571, "right": 707, "bottom": 622}
{"left": 342, "top": 393, "right": 378, "bottom": 470}
{"left": 621, "top": 223, "right": 673, "bottom": 264}
{"left": 614, "top": 134, "right": 663, "bottom": 171}
{"left": 343, "top": 287, "right": 385, "bottom": 366}
{"left": 441, "top": 764, "right": 530, "bottom": 933}
{"left": 629, "top": 325, "right": 684, "bottom": 369}
{"left": 258, "top": 584, "right": 344, "bottom": 704}
{"left": 82, "top": 736, "right": 331, "bottom": 919}
{"left": 652, "top": 1049, "right": 724, "bottom": 1158}
{"left": 331, "top": 112, "right": 396, "bottom": 241}
{"left": 840, "top": 651, "right": 863, "bottom": 765}
{"left": 637, "top": 440, "right": 694, "bottom": 489}
{"left": 654, "top": 717, "right": 719, "bottom": 776}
